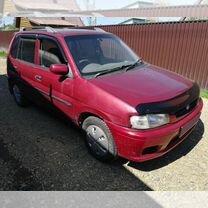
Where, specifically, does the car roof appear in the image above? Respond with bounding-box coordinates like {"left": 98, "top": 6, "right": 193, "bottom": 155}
{"left": 16, "top": 28, "right": 111, "bottom": 37}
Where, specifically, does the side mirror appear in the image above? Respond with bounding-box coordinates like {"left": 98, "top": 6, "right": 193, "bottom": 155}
{"left": 50, "top": 64, "right": 69, "bottom": 75}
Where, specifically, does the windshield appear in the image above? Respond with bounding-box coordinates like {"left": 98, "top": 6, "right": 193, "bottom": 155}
{"left": 64, "top": 34, "right": 140, "bottom": 78}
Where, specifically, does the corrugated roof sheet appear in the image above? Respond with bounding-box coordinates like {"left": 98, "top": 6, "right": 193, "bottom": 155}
{"left": 2, "top": 0, "right": 208, "bottom": 18}
{"left": 13, "top": 0, "right": 80, "bottom": 11}
{"left": 72, "top": 5, "right": 208, "bottom": 18}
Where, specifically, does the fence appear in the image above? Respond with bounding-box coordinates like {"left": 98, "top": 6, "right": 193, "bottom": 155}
{"left": 99, "top": 21, "right": 208, "bottom": 90}
{"left": 0, "top": 21, "right": 208, "bottom": 89}
{"left": 0, "top": 31, "right": 15, "bottom": 51}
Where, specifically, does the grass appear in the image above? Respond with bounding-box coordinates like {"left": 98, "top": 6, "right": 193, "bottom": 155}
{"left": 200, "top": 90, "right": 208, "bottom": 100}
{"left": 0, "top": 51, "right": 8, "bottom": 58}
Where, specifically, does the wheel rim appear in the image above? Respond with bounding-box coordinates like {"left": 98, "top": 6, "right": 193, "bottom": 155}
{"left": 86, "top": 125, "right": 109, "bottom": 156}
{"left": 13, "top": 85, "right": 21, "bottom": 103}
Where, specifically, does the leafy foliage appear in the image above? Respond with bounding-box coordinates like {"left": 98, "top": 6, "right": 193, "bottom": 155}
{"left": 0, "top": 51, "right": 8, "bottom": 58}
{"left": 200, "top": 90, "right": 208, "bottom": 100}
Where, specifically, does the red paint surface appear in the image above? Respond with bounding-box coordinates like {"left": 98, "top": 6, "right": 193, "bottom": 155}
{"left": 7, "top": 29, "right": 203, "bottom": 162}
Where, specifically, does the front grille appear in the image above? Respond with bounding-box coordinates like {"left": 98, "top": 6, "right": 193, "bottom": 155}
{"left": 175, "top": 99, "right": 198, "bottom": 118}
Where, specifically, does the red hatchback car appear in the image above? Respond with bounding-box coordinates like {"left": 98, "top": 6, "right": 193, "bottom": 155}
{"left": 7, "top": 27, "right": 203, "bottom": 162}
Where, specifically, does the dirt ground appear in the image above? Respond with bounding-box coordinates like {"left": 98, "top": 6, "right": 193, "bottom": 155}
{"left": 0, "top": 58, "right": 207, "bottom": 191}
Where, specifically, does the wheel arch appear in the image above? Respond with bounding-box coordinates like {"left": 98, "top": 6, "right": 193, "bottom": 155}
{"left": 78, "top": 112, "right": 104, "bottom": 127}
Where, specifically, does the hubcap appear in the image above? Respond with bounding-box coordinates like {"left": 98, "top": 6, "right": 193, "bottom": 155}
{"left": 86, "top": 125, "right": 109, "bottom": 156}
{"left": 13, "top": 85, "right": 21, "bottom": 103}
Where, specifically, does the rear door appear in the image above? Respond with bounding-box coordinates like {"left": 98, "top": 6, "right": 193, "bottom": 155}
{"left": 14, "top": 35, "right": 49, "bottom": 98}
{"left": 15, "top": 34, "right": 52, "bottom": 102}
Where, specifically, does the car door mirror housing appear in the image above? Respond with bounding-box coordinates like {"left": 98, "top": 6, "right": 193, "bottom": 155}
{"left": 50, "top": 64, "right": 69, "bottom": 75}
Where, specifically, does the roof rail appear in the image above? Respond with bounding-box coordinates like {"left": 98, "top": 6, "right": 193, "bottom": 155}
{"left": 20, "top": 26, "right": 106, "bottom": 33}
{"left": 94, "top": 27, "right": 105, "bottom": 32}
{"left": 62, "top": 26, "right": 106, "bottom": 32}
{"left": 45, "top": 26, "right": 57, "bottom": 33}
{"left": 20, "top": 26, "right": 57, "bottom": 33}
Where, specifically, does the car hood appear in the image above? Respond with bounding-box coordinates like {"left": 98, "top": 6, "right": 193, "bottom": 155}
{"left": 89, "top": 64, "right": 193, "bottom": 107}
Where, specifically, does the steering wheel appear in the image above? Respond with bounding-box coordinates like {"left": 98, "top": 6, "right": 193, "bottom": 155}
{"left": 78, "top": 59, "right": 91, "bottom": 69}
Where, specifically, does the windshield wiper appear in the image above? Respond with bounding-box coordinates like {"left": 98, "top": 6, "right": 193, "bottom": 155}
{"left": 125, "top": 59, "right": 143, "bottom": 72}
{"left": 94, "top": 65, "right": 129, "bottom": 78}
{"left": 94, "top": 59, "right": 143, "bottom": 78}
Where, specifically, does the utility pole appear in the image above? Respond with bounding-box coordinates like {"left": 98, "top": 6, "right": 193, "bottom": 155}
{"left": 0, "top": 0, "right": 4, "bottom": 17}
{"left": 86, "top": 0, "right": 96, "bottom": 26}
{"left": 180, "top": 0, "right": 204, "bottom": 21}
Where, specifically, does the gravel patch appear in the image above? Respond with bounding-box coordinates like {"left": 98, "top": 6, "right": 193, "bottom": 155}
{"left": 0, "top": 58, "right": 207, "bottom": 190}
{"left": 123, "top": 97, "right": 208, "bottom": 191}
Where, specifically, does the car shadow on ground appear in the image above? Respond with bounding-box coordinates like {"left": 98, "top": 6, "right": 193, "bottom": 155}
{"left": 0, "top": 74, "right": 152, "bottom": 191}
{"left": 127, "top": 120, "right": 204, "bottom": 171}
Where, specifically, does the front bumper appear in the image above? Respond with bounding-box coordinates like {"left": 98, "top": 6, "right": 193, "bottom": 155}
{"left": 106, "top": 99, "right": 203, "bottom": 162}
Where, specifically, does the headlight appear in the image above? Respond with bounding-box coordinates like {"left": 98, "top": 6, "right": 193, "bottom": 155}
{"left": 130, "top": 114, "right": 170, "bottom": 130}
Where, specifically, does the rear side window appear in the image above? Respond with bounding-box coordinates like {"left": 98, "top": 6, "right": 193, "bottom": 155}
{"left": 39, "top": 39, "right": 65, "bottom": 69}
{"left": 17, "top": 38, "right": 36, "bottom": 64}
{"left": 11, "top": 36, "right": 20, "bottom": 58}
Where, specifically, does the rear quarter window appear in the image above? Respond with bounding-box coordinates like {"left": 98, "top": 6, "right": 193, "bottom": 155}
{"left": 17, "top": 38, "right": 36, "bottom": 64}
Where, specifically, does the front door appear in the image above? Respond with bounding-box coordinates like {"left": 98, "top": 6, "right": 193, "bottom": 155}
{"left": 36, "top": 36, "right": 75, "bottom": 118}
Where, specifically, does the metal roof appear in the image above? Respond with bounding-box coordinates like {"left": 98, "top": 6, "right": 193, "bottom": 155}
{"left": 71, "top": 4, "right": 208, "bottom": 18}
{"left": 122, "top": 0, "right": 157, "bottom": 9}
{"left": 1, "top": 0, "right": 80, "bottom": 16}
{"left": 13, "top": 0, "right": 80, "bottom": 11}
{"left": 1, "top": 0, "right": 208, "bottom": 18}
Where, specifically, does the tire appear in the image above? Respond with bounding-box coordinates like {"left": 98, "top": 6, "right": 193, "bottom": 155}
{"left": 11, "top": 83, "right": 29, "bottom": 107}
{"left": 82, "top": 116, "right": 118, "bottom": 162}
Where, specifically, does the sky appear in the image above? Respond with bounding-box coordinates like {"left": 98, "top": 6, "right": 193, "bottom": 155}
{"left": 0, "top": 0, "right": 203, "bottom": 26}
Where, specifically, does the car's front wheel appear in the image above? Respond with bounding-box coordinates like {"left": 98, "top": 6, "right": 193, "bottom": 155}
{"left": 82, "top": 116, "right": 117, "bottom": 162}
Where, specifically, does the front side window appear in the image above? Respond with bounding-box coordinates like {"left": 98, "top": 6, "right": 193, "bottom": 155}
{"left": 17, "top": 38, "right": 36, "bottom": 64}
{"left": 65, "top": 34, "right": 139, "bottom": 78}
{"left": 39, "top": 39, "right": 65, "bottom": 69}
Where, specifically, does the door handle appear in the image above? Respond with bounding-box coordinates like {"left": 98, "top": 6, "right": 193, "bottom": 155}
{"left": 35, "top": 75, "right": 42, "bottom": 81}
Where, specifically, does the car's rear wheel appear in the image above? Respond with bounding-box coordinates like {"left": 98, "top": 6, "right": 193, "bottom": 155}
{"left": 82, "top": 116, "right": 117, "bottom": 162}
{"left": 12, "top": 84, "right": 29, "bottom": 107}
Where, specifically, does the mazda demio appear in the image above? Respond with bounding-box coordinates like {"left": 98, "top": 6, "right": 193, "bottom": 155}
{"left": 7, "top": 27, "right": 203, "bottom": 162}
